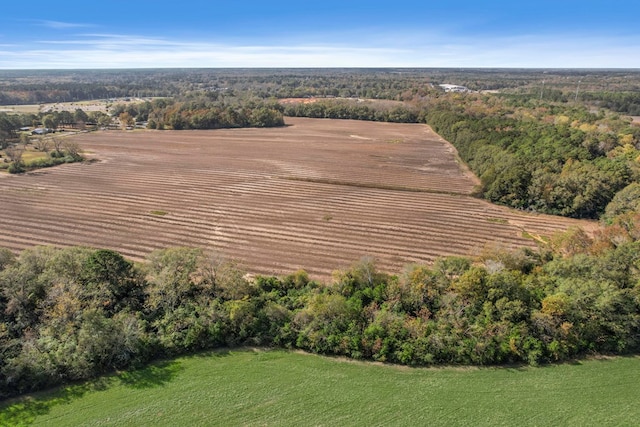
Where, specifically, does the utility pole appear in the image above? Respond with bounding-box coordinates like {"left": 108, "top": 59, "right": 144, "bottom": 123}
{"left": 574, "top": 80, "right": 581, "bottom": 102}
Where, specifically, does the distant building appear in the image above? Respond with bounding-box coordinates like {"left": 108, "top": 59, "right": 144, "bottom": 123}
{"left": 439, "top": 84, "right": 470, "bottom": 93}
{"left": 31, "top": 128, "right": 52, "bottom": 135}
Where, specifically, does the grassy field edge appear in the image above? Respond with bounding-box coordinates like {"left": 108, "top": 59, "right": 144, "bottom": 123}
{"left": 2, "top": 348, "right": 639, "bottom": 426}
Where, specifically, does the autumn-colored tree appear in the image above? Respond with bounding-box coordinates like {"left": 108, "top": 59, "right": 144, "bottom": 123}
{"left": 119, "top": 112, "right": 134, "bottom": 130}
{"left": 64, "top": 141, "right": 82, "bottom": 160}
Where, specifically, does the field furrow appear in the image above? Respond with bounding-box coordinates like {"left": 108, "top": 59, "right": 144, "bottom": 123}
{"left": 0, "top": 118, "right": 593, "bottom": 278}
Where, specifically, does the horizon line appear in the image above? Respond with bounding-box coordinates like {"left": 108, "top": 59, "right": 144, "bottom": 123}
{"left": 2, "top": 66, "right": 640, "bottom": 71}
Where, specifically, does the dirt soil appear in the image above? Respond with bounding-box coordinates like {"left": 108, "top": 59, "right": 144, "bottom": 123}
{"left": 0, "top": 117, "right": 593, "bottom": 279}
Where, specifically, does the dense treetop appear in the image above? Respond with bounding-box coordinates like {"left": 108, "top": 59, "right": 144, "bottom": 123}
{"left": 424, "top": 94, "right": 640, "bottom": 218}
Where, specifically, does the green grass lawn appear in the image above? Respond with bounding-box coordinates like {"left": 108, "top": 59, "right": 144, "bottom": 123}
{"left": 20, "top": 150, "right": 48, "bottom": 163}
{"left": 2, "top": 350, "right": 639, "bottom": 426}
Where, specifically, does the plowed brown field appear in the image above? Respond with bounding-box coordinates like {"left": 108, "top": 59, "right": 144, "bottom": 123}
{"left": 0, "top": 118, "right": 593, "bottom": 278}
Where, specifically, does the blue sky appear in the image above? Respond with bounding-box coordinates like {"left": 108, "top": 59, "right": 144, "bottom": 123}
{"left": 1, "top": 0, "right": 639, "bottom": 68}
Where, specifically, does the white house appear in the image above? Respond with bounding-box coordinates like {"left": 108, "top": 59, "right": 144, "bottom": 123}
{"left": 31, "top": 128, "right": 52, "bottom": 135}
{"left": 439, "top": 84, "right": 470, "bottom": 93}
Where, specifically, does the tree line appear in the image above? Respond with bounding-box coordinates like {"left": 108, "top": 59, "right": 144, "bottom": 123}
{"left": 581, "top": 92, "right": 640, "bottom": 116}
{"left": 283, "top": 99, "right": 420, "bottom": 123}
{"left": 1, "top": 207, "right": 639, "bottom": 398}
{"left": 424, "top": 96, "right": 640, "bottom": 219}
{"left": 141, "top": 98, "right": 285, "bottom": 130}
{"left": 0, "top": 109, "right": 104, "bottom": 137}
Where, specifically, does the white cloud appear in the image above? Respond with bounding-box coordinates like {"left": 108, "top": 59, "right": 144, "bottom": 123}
{"left": 0, "top": 46, "right": 407, "bottom": 69}
{"left": 0, "top": 34, "right": 411, "bottom": 68}
{"left": 1, "top": 32, "right": 639, "bottom": 69}
{"left": 36, "top": 20, "right": 94, "bottom": 30}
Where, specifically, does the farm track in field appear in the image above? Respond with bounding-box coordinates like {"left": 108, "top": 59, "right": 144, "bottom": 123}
{"left": 0, "top": 118, "right": 594, "bottom": 278}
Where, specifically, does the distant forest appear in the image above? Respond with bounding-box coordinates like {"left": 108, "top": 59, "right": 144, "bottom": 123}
{"left": 1, "top": 68, "right": 640, "bottom": 113}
